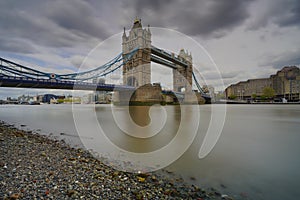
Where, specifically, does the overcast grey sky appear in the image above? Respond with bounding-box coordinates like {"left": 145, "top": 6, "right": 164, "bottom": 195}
{"left": 1, "top": 0, "right": 300, "bottom": 98}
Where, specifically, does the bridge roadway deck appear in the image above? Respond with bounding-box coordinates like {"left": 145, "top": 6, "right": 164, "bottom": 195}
{"left": 0, "top": 76, "right": 134, "bottom": 91}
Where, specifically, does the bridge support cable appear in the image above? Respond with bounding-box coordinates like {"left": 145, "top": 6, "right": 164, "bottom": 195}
{"left": 57, "top": 53, "right": 124, "bottom": 80}
{"left": 0, "top": 58, "right": 50, "bottom": 79}
{"left": 0, "top": 48, "right": 139, "bottom": 82}
{"left": 69, "top": 47, "right": 139, "bottom": 82}
{"left": 192, "top": 72, "right": 204, "bottom": 94}
{"left": 192, "top": 72, "right": 211, "bottom": 100}
{"left": 0, "top": 57, "right": 50, "bottom": 77}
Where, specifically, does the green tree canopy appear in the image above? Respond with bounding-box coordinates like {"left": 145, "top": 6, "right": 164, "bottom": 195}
{"left": 252, "top": 94, "right": 257, "bottom": 99}
{"left": 228, "top": 94, "right": 237, "bottom": 100}
{"left": 262, "top": 87, "right": 275, "bottom": 99}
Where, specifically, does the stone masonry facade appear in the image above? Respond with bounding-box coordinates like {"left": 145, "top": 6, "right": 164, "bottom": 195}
{"left": 225, "top": 66, "right": 300, "bottom": 101}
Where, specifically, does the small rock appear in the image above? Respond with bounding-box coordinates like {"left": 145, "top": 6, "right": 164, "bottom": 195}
{"left": 113, "top": 171, "right": 119, "bottom": 176}
{"left": 14, "top": 131, "right": 24, "bottom": 137}
{"left": 10, "top": 193, "right": 21, "bottom": 200}
{"left": 48, "top": 171, "right": 54, "bottom": 176}
{"left": 137, "top": 173, "right": 149, "bottom": 178}
{"left": 68, "top": 157, "right": 76, "bottom": 161}
{"left": 137, "top": 176, "right": 146, "bottom": 182}
{"left": 135, "top": 193, "right": 143, "bottom": 200}
{"left": 221, "top": 194, "right": 234, "bottom": 200}
{"left": 79, "top": 158, "right": 89, "bottom": 163}
{"left": 215, "top": 191, "right": 221, "bottom": 196}
{"left": 67, "top": 190, "right": 76, "bottom": 197}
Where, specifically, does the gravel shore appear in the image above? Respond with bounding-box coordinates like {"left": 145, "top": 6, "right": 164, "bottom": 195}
{"left": 0, "top": 120, "right": 232, "bottom": 200}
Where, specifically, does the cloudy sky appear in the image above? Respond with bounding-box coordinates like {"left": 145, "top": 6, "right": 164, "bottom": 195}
{"left": 1, "top": 0, "right": 300, "bottom": 99}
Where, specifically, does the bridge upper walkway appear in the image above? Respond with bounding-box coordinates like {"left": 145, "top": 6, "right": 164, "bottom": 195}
{"left": 0, "top": 46, "right": 209, "bottom": 98}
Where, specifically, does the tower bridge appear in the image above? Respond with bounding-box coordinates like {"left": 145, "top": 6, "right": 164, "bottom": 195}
{"left": 0, "top": 18, "right": 211, "bottom": 104}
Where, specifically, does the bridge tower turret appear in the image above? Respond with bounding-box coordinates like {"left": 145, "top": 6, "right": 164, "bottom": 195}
{"left": 122, "top": 18, "right": 151, "bottom": 87}
{"left": 173, "top": 49, "right": 193, "bottom": 93}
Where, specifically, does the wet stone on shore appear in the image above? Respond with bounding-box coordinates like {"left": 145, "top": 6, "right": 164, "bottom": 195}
{"left": 0, "top": 120, "right": 232, "bottom": 199}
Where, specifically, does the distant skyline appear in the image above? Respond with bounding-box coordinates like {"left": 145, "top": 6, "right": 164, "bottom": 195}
{"left": 1, "top": 0, "right": 300, "bottom": 98}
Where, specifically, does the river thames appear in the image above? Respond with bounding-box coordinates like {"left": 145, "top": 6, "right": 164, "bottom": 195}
{"left": 1, "top": 104, "right": 299, "bottom": 200}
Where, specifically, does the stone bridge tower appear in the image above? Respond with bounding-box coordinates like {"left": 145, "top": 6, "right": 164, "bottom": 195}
{"left": 122, "top": 18, "right": 151, "bottom": 87}
{"left": 173, "top": 49, "right": 193, "bottom": 93}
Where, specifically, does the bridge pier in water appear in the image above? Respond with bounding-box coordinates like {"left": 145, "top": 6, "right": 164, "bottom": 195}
{"left": 112, "top": 83, "right": 164, "bottom": 105}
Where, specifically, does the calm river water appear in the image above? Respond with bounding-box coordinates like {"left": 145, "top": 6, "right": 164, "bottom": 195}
{"left": 1, "top": 104, "right": 300, "bottom": 200}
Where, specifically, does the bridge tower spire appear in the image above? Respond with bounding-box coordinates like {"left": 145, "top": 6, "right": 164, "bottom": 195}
{"left": 173, "top": 49, "right": 193, "bottom": 93}
{"left": 122, "top": 18, "right": 151, "bottom": 87}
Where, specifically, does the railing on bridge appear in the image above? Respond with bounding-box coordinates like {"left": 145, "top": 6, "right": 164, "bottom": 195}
{"left": 0, "top": 48, "right": 138, "bottom": 82}
{"left": 0, "top": 46, "right": 210, "bottom": 98}
{"left": 151, "top": 46, "right": 189, "bottom": 68}
{"left": 0, "top": 75, "right": 134, "bottom": 91}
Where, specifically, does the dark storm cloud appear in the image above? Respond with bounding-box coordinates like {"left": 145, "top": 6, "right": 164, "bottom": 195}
{"left": 45, "top": 0, "right": 109, "bottom": 39}
{"left": 261, "top": 49, "right": 300, "bottom": 69}
{"left": 248, "top": 0, "right": 300, "bottom": 30}
{"left": 0, "top": 0, "right": 255, "bottom": 55}
{"left": 274, "top": 0, "right": 300, "bottom": 27}
{"left": 0, "top": 0, "right": 109, "bottom": 53}
{"left": 0, "top": 9, "right": 81, "bottom": 48}
{"left": 123, "top": 0, "right": 253, "bottom": 37}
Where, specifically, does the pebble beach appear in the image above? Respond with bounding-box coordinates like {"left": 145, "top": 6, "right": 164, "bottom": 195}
{"left": 0, "top": 120, "right": 232, "bottom": 200}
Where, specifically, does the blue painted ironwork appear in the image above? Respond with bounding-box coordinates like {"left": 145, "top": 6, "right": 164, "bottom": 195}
{"left": 0, "top": 46, "right": 209, "bottom": 99}
{"left": 150, "top": 55, "right": 176, "bottom": 69}
{"left": 0, "top": 48, "right": 138, "bottom": 82}
{"left": 151, "top": 45, "right": 209, "bottom": 97}
{"left": 151, "top": 46, "right": 189, "bottom": 68}
{"left": 0, "top": 76, "right": 134, "bottom": 91}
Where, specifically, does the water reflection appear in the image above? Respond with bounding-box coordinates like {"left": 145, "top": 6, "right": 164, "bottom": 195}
{"left": 1, "top": 104, "right": 300, "bottom": 199}
{"left": 96, "top": 105, "right": 181, "bottom": 153}
{"left": 128, "top": 106, "right": 151, "bottom": 126}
